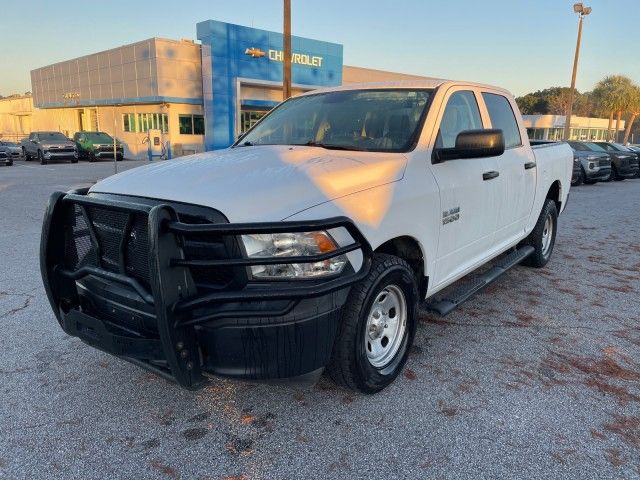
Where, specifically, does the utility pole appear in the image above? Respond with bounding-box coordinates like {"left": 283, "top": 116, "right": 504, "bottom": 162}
{"left": 113, "top": 106, "right": 118, "bottom": 174}
{"left": 283, "top": 0, "right": 292, "bottom": 100}
{"left": 563, "top": 3, "right": 592, "bottom": 141}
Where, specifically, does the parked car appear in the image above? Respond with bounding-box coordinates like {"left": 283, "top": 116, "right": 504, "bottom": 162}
{"left": 21, "top": 132, "right": 78, "bottom": 164}
{"left": 0, "top": 141, "right": 21, "bottom": 166}
{"left": 530, "top": 140, "right": 583, "bottom": 186}
{"left": 41, "top": 80, "right": 572, "bottom": 393}
{"left": 73, "top": 131, "right": 124, "bottom": 162}
{"left": 566, "top": 141, "right": 611, "bottom": 184}
{"left": 0, "top": 146, "right": 14, "bottom": 166}
{"left": 590, "top": 142, "right": 639, "bottom": 180}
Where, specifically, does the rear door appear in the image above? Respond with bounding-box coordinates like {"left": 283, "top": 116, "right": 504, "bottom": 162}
{"left": 430, "top": 88, "right": 501, "bottom": 288}
{"left": 480, "top": 92, "right": 536, "bottom": 249}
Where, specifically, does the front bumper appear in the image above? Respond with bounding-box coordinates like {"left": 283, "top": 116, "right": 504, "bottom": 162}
{"left": 40, "top": 190, "right": 372, "bottom": 389}
{"left": 93, "top": 149, "right": 124, "bottom": 159}
{"left": 44, "top": 150, "right": 77, "bottom": 160}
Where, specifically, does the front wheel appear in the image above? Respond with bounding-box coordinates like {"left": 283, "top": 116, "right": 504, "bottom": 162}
{"left": 572, "top": 167, "right": 584, "bottom": 186}
{"left": 38, "top": 150, "right": 47, "bottom": 165}
{"left": 522, "top": 199, "right": 558, "bottom": 268}
{"left": 327, "top": 254, "right": 418, "bottom": 394}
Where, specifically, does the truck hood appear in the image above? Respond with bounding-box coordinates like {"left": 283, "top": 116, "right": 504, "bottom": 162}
{"left": 90, "top": 145, "right": 408, "bottom": 222}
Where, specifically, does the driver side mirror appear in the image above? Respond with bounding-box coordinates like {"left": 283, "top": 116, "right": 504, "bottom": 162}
{"left": 433, "top": 129, "right": 504, "bottom": 163}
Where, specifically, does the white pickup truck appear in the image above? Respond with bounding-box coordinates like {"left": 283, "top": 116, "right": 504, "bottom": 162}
{"left": 41, "top": 80, "right": 572, "bottom": 393}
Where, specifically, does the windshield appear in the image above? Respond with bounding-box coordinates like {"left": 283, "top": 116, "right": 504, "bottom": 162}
{"left": 585, "top": 142, "right": 607, "bottom": 152}
{"left": 238, "top": 89, "right": 433, "bottom": 152}
{"left": 85, "top": 132, "right": 114, "bottom": 143}
{"left": 568, "top": 141, "right": 590, "bottom": 151}
{"left": 40, "top": 132, "right": 68, "bottom": 141}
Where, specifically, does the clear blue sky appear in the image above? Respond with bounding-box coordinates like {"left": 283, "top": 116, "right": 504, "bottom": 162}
{"left": 1, "top": 0, "right": 637, "bottom": 97}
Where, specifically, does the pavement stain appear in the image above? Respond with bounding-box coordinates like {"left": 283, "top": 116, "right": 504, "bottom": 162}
{"left": 182, "top": 427, "right": 208, "bottom": 441}
{"left": 147, "top": 459, "right": 180, "bottom": 479}
{"left": 403, "top": 368, "right": 417, "bottom": 380}
{"left": 603, "top": 416, "right": 640, "bottom": 449}
{"left": 550, "top": 448, "right": 577, "bottom": 465}
{"left": 225, "top": 436, "right": 255, "bottom": 456}
{"left": 605, "top": 448, "right": 625, "bottom": 467}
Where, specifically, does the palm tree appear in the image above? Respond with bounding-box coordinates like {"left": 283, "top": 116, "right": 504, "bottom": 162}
{"left": 623, "top": 85, "right": 640, "bottom": 144}
{"left": 592, "top": 75, "right": 634, "bottom": 141}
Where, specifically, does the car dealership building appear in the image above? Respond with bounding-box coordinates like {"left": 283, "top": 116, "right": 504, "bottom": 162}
{"left": 25, "top": 20, "right": 430, "bottom": 159}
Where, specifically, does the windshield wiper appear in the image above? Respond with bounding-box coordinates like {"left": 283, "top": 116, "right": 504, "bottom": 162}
{"left": 299, "top": 141, "right": 366, "bottom": 151}
{"left": 235, "top": 141, "right": 254, "bottom": 147}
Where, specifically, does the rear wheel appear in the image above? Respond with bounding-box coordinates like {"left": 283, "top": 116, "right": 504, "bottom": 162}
{"left": 522, "top": 199, "right": 558, "bottom": 268}
{"left": 38, "top": 150, "right": 47, "bottom": 165}
{"left": 327, "top": 254, "right": 418, "bottom": 394}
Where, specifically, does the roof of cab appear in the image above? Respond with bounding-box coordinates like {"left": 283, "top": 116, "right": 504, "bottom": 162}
{"left": 298, "top": 79, "right": 514, "bottom": 98}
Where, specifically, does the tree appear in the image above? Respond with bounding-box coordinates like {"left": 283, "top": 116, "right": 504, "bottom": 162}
{"left": 592, "top": 75, "right": 635, "bottom": 141}
{"left": 516, "top": 87, "right": 593, "bottom": 116}
{"left": 622, "top": 86, "right": 640, "bottom": 144}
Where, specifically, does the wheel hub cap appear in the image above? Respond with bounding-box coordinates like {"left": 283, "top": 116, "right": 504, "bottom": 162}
{"left": 364, "top": 285, "right": 407, "bottom": 368}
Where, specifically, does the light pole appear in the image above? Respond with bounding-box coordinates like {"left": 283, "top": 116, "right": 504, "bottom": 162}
{"left": 563, "top": 3, "right": 592, "bottom": 141}
{"left": 283, "top": 0, "right": 292, "bottom": 100}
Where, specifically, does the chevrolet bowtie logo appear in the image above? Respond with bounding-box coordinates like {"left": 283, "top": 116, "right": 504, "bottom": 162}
{"left": 245, "top": 47, "right": 266, "bottom": 58}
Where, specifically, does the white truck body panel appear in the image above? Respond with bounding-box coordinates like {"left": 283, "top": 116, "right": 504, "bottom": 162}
{"left": 90, "top": 79, "right": 572, "bottom": 300}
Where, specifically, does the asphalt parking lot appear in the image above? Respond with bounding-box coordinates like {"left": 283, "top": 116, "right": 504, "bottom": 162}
{"left": 1, "top": 158, "right": 639, "bottom": 480}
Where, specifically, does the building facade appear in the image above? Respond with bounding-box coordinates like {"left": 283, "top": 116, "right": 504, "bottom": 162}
{"left": 523, "top": 114, "right": 625, "bottom": 142}
{"left": 2, "top": 20, "right": 432, "bottom": 159}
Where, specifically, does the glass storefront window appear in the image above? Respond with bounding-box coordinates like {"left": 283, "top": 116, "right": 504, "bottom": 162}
{"left": 179, "top": 114, "right": 205, "bottom": 135}
{"left": 240, "top": 110, "right": 269, "bottom": 134}
{"left": 122, "top": 113, "right": 168, "bottom": 133}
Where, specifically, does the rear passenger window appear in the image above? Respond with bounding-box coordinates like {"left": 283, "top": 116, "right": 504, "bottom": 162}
{"left": 482, "top": 93, "right": 522, "bottom": 149}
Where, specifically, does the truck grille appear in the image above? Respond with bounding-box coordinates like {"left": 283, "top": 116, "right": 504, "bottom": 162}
{"left": 62, "top": 200, "right": 237, "bottom": 294}
{"left": 51, "top": 148, "right": 75, "bottom": 154}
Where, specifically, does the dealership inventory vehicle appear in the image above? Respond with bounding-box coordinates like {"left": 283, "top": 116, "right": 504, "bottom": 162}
{"left": 0, "top": 140, "right": 22, "bottom": 163}
{"left": 40, "top": 80, "right": 572, "bottom": 393}
{"left": 21, "top": 132, "right": 78, "bottom": 164}
{"left": 588, "top": 141, "right": 639, "bottom": 180}
{"left": 566, "top": 141, "right": 611, "bottom": 184}
{"left": 73, "top": 131, "right": 124, "bottom": 162}
{"left": 0, "top": 141, "right": 19, "bottom": 166}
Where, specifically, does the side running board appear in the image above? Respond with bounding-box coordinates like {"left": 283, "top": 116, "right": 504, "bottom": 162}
{"left": 425, "top": 246, "right": 535, "bottom": 316}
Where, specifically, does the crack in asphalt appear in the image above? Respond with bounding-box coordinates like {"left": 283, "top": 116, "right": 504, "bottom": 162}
{"left": 0, "top": 295, "right": 33, "bottom": 320}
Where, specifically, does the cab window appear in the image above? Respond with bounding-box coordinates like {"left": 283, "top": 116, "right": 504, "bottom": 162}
{"left": 482, "top": 93, "right": 522, "bottom": 149}
{"left": 435, "top": 91, "right": 483, "bottom": 149}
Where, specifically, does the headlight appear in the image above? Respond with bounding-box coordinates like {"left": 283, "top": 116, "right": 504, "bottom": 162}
{"left": 241, "top": 231, "right": 347, "bottom": 278}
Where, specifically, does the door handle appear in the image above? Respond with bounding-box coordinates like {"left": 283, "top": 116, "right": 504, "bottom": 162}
{"left": 524, "top": 161, "right": 536, "bottom": 170}
{"left": 482, "top": 171, "right": 499, "bottom": 181}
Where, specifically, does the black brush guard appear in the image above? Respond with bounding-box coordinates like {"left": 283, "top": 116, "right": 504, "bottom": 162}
{"left": 40, "top": 190, "right": 372, "bottom": 389}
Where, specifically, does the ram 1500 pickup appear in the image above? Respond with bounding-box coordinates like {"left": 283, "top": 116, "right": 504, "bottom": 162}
{"left": 41, "top": 80, "right": 572, "bottom": 393}
{"left": 21, "top": 131, "right": 78, "bottom": 164}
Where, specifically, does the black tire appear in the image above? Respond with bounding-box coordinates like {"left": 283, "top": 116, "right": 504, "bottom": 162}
{"left": 38, "top": 150, "right": 47, "bottom": 165}
{"left": 327, "top": 253, "right": 418, "bottom": 394}
{"left": 522, "top": 199, "right": 558, "bottom": 268}
{"left": 607, "top": 165, "right": 617, "bottom": 182}
{"left": 572, "top": 167, "right": 584, "bottom": 186}
{"left": 88, "top": 152, "right": 96, "bottom": 162}
{"left": 22, "top": 147, "right": 29, "bottom": 161}
{"left": 71, "top": 158, "right": 78, "bottom": 164}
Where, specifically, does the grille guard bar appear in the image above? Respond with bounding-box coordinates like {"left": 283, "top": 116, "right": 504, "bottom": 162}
{"left": 40, "top": 190, "right": 373, "bottom": 389}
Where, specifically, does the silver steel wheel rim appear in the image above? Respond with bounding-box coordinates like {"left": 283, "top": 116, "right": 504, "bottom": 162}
{"left": 541, "top": 214, "right": 553, "bottom": 256}
{"left": 365, "top": 284, "right": 407, "bottom": 368}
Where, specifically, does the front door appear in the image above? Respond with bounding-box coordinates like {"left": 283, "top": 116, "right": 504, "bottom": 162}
{"left": 430, "top": 89, "right": 501, "bottom": 288}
